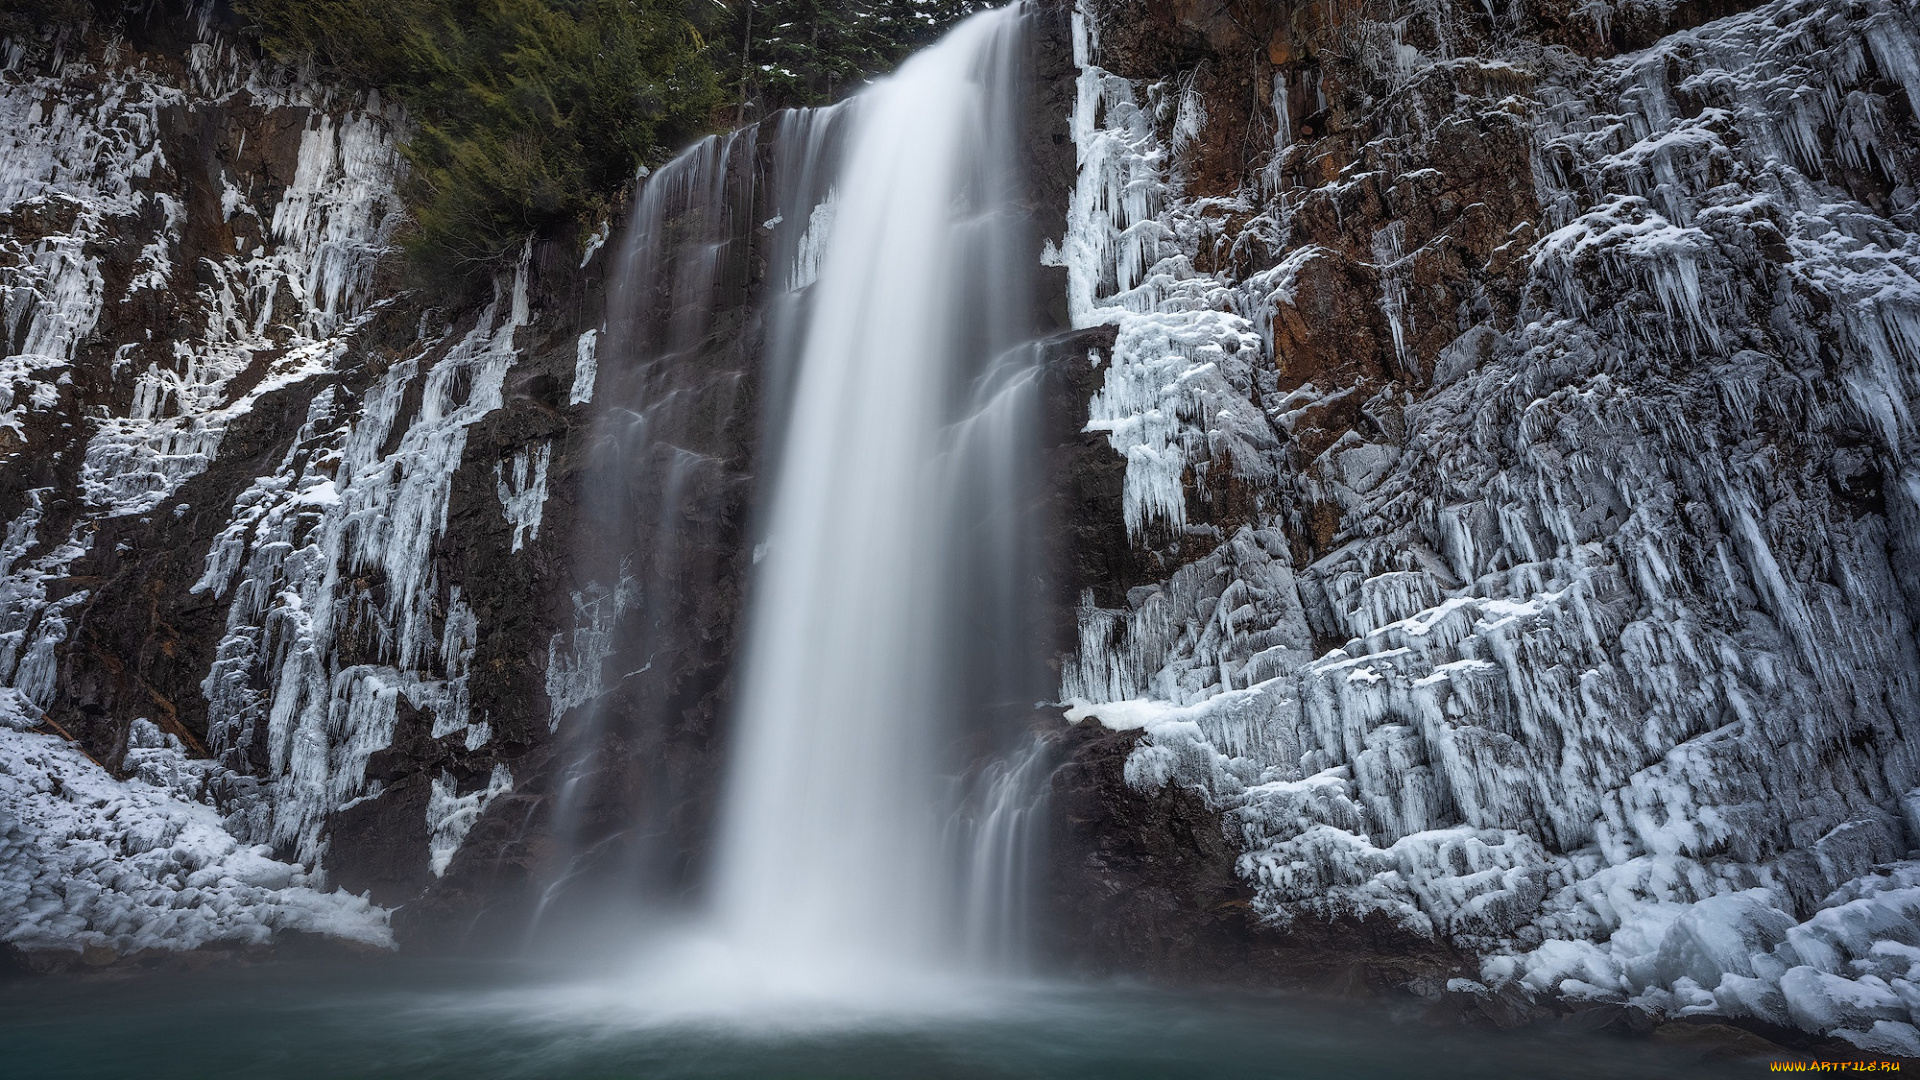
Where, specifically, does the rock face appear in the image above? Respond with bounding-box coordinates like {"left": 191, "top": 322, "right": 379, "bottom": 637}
{"left": 1040, "top": 0, "right": 1920, "bottom": 1054}
{"left": 8, "top": 0, "right": 1920, "bottom": 1056}
{"left": 0, "top": 4, "right": 601, "bottom": 950}
{"left": 0, "top": 3, "right": 1075, "bottom": 956}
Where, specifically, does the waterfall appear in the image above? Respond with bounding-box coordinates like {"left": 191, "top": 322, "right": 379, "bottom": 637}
{"left": 532, "top": 129, "right": 764, "bottom": 935}
{"left": 532, "top": 3, "right": 1050, "bottom": 993}
{"left": 533, "top": 102, "right": 865, "bottom": 937}
{"left": 712, "top": 4, "right": 1049, "bottom": 988}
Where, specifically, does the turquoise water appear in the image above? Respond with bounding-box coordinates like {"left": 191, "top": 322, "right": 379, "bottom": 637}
{"left": 0, "top": 959, "right": 1763, "bottom": 1079}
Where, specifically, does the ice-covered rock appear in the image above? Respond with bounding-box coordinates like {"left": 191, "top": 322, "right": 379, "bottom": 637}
{"left": 197, "top": 260, "right": 531, "bottom": 864}
{"left": 0, "top": 14, "right": 541, "bottom": 936}
{"left": 426, "top": 765, "right": 512, "bottom": 878}
{"left": 0, "top": 690, "right": 389, "bottom": 953}
{"left": 1059, "top": 0, "right": 1920, "bottom": 1041}
{"left": 0, "top": 16, "right": 404, "bottom": 725}
{"left": 1650, "top": 891, "right": 1795, "bottom": 990}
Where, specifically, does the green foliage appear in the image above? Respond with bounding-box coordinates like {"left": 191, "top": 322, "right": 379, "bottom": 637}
{"left": 232, "top": 0, "right": 425, "bottom": 86}
{"left": 11, "top": 1, "right": 983, "bottom": 291}
{"left": 717, "top": 0, "right": 990, "bottom": 113}
{"left": 237, "top": 0, "right": 724, "bottom": 289}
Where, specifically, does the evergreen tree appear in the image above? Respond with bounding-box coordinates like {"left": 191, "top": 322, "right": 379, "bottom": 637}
{"left": 237, "top": 0, "right": 724, "bottom": 290}
{"left": 720, "top": 0, "right": 991, "bottom": 115}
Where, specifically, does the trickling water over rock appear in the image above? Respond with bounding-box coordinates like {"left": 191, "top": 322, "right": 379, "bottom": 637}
{"left": 526, "top": 127, "right": 772, "bottom": 933}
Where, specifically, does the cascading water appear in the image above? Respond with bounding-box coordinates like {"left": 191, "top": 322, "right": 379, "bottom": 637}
{"left": 531, "top": 131, "right": 762, "bottom": 935}
{"left": 528, "top": 97, "right": 865, "bottom": 941}
{"left": 712, "top": 4, "right": 1052, "bottom": 989}
{"left": 532, "top": 3, "right": 1051, "bottom": 996}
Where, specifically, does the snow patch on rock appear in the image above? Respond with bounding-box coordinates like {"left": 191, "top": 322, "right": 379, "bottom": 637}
{"left": 0, "top": 691, "right": 390, "bottom": 953}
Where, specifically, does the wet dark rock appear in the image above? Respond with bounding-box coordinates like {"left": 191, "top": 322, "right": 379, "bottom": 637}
{"left": 1041, "top": 715, "right": 1458, "bottom": 991}
{"left": 1651, "top": 1018, "right": 1797, "bottom": 1063}
{"left": 1562, "top": 1001, "right": 1660, "bottom": 1038}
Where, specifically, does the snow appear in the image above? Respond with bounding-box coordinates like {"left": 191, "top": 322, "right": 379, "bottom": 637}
{"left": 0, "top": 690, "right": 391, "bottom": 953}
{"left": 1486, "top": 861, "right": 1920, "bottom": 1055}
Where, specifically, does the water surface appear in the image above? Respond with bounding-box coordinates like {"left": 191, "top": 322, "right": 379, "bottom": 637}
{"left": 0, "top": 959, "right": 1763, "bottom": 1079}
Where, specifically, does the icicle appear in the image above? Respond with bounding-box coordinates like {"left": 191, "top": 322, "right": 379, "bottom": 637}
{"left": 494, "top": 442, "right": 552, "bottom": 553}
{"left": 425, "top": 765, "right": 512, "bottom": 878}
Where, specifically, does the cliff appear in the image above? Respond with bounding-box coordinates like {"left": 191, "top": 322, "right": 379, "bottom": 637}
{"left": 5, "top": 0, "right": 1920, "bottom": 1060}
{"left": 0, "top": 2, "right": 606, "bottom": 961}
{"left": 1044, "top": 0, "right": 1920, "bottom": 1056}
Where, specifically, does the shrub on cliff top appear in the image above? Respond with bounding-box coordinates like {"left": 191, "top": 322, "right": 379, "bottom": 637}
{"left": 237, "top": 0, "right": 722, "bottom": 294}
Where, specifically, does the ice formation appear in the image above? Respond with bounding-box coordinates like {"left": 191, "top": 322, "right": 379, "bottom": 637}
{"left": 1059, "top": 0, "right": 1920, "bottom": 1047}
{"left": 8, "top": 0, "right": 1920, "bottom": 1033}
{"left": 1, "top": 19, "right": 526, "bottom": 936}
{"left": 544, "top": 574, "right": 637, "bottom": 732}
{"left": 1062, "top": 8, "right": 1284, "bottom": 545}
{"left": 570, "top": 329, "right": 599, "bottom": 406}
{"left": 496, "top": 442, "right": 553, "bottom": 553}
{"left": 426, "top": 764, "right": 512, "bottom": 878}
{"left": 0, "top": 689, "right": 390, "bottom": 953}
{"left": 0, "top": 26, "right": 403, "bottom": 724}
{"left": 196, "top": 261, "right": 530, "bottom": 865}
